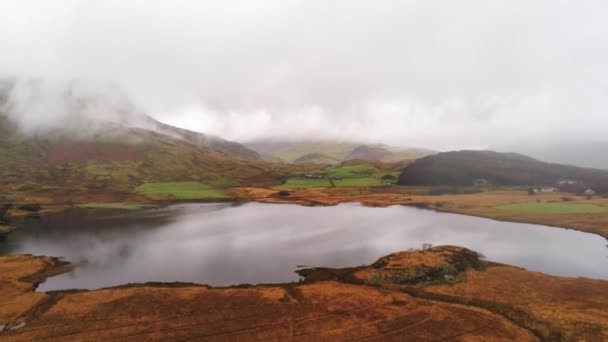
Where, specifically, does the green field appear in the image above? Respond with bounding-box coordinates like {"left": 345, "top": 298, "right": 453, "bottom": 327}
{"left": 333, "top": 178, "right": 383, "bottom": 187}
{"left": 275, "top": 163, "right": 393, "bottom": 189}
{"left": 273, "top": 178, "right": 332, "bottom": 189}
{"left": 496, "top": 203, "right": 607, "bottom": 214}
{"left": 136, "top": 182, "right": 231, "bottom": 200}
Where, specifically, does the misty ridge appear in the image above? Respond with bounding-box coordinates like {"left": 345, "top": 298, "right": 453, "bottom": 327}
{"left": 0, "top": 78, "right": 261, "bottom": 159}
{"left": 1, "top": 78, "right": 153, "bottom": 136}
{"left": 1, "top": 76, "right": 607, "bottom": 170}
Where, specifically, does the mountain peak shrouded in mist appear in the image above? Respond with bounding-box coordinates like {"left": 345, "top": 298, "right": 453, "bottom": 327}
{"left": 1, "top": 78, "right": 139, "bottom": 135}
{"left": 0, "top": 78, "right": 260, "bottom": 160}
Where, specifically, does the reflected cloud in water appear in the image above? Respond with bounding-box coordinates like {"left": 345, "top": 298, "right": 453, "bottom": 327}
{"left": 1, "top": 203, "right": 606, "bottom": 291}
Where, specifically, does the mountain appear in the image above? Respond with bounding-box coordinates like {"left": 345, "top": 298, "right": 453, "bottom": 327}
{"left": 292, "top": 153, "right": 340, "bottom": 164}
{"left": 245, "top": 140, "right": 434, "bottom": 164}
{"left": 0, "top": 79, "right": 260, "bottom": 161}
{"left": 141, "top": 115, "right": 260, "bottom": 160}
{"left": 0, "top": 112, "right": 278, "bottom": 195}
{"left": 343, "top": 145, "right": 394, "bottom": 162}
{"left": 398, "top": 150, "right": 608, "bottom": 193}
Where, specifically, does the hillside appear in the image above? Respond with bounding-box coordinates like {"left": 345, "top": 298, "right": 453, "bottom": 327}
{"left": 0, "top": 113, "right": 280, "bottom": 196}
{"left": 343, "top": 145, "right": 395, "bottom": 161}
{"left": 398, "top": 150, "right": 608, "bottom": 193}
{"left": 292, "top": 152, "right": 340, "bottom": 164}
{"left": 141, "top": 115, "right": 260, "bottom": 160}
{"left": 0, "top": 79, "right": 260, "bottom": 161}
{"left": 245, "top": 140, "right": 434, "bottom": 164}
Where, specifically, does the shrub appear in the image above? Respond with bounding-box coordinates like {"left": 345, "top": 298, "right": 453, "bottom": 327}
{"left": 278, "top": 294, "right": 291, "bottom": 303}
{"left": 366, "top": 272, "right": 383, "bottom": 286}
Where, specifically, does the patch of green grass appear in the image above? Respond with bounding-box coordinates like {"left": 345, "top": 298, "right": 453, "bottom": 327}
{"left": 496, "top": 203, "right": 607, "bottom": 214}
{"left": 332, "top": 177, "right": 383, "bottom": 187}
{"left": 136, "top": 182, "right": 231, "bottom": 200}
{"left": 76, "top": 203, "right": 155, "bottom": 211}
{"left": 273, "top": 178, "right": 332, "bottom": 189}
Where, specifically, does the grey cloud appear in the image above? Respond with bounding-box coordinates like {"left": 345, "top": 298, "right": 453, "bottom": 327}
{"left": 1, "top": 0, "right": 607, "bottom": 151}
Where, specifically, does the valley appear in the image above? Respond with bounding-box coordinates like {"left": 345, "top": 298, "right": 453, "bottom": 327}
{"left": 3, "top": 2, "right": 608, "bottom": 340}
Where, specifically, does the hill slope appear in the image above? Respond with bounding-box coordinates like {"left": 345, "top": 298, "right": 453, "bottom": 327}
{"left": 398, "top": 150, "right": 608, "bottom": 193}
{"left": 292, "top": 152, "right": 340, "bottom": 164}
{"left": 0, "top": 113, "right": 277, "bottom": 195}
{"left": 141, "top": 115, "right": 260, "bottom": 160}
{"left": 344, "top": 145, "right": 395, "bottom": 162}
{"left": 245, "top": 140, "right": 434, "bottom": 164}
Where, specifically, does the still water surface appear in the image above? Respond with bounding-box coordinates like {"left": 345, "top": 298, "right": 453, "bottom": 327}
{"left": 2, "top": 202, "right": 607, "bottom": 291}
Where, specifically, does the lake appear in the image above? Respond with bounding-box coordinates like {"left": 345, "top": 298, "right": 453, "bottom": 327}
{"left": 1, "top": 202, "right": 607, "bottom": 291}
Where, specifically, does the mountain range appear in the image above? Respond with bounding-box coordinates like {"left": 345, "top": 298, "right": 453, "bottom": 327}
{"left": 245, "top": 140, "right": 434, "bottom": 164}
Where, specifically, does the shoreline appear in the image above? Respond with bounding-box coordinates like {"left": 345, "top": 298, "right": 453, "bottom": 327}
{"left": 3, "top": 187, "right": 608, "bottom": 241}
{"left": 1, "top": 246, "right": 607, "bottom": 340}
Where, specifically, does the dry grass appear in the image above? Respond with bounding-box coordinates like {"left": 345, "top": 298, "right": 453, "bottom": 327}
{"left": 421, "top": 265, "right": 608, "bottom": 340}
{"left": 3, "top": 247, "right": 608, "bottom": 340}
{"left": 239, "top": 187, "right": 608, "bottom": 238}
{"left": 0, "top": 251, "right": 538, "bottom": 341}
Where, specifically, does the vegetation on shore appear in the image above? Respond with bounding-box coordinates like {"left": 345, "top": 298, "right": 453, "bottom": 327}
{"left": 135, "top": 182, "right": 232, "bottom": 200}
{"left": 496, "top": 202, "right": 607, "bottom": 214}
{"left": 2, "top": 246, "right": 606, "bottom": 341}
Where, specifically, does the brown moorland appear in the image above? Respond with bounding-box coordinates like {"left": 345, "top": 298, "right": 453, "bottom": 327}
{"left": 2, "top": 246, "right": 607, "bottom": 341}
{"left": 0, "top": 248, "right": 540, "bottom": 341}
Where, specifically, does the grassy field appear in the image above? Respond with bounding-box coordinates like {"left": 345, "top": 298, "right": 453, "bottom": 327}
{"left": 136, "top": 182, "right": 231, "bottom": 200}
{"left": 333, "top": 178, "right": 383, "bottom": 187}
{"left": 496, "top": 202, "right": 607, "bottom": 214}
{"left": 273, "top": 178, "right": 331, "bottom": 189}
{"left": 274, "top": 163, "right": 393, "bottom": 189}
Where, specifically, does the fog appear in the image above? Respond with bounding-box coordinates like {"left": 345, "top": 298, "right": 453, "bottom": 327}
{"left": 1, "top": 1, "right": 607, "bottom": 157}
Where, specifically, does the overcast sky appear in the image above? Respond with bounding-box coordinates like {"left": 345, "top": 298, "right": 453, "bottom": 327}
{"left": 1, "top": 1, "right": 608, "bottom": 151}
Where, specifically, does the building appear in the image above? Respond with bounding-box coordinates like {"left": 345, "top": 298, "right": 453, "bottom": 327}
{"left": 584, "top": 188, "right": 596, "bottom": 198}
{"left": 472, "top": 178, "right": 490, "bottom": 187}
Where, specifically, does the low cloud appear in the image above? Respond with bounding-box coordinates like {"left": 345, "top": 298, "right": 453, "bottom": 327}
{"left": 1, "top": 1, "right": 607, "bottom": 151}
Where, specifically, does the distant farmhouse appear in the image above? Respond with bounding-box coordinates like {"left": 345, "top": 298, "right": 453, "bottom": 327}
{"left": 472, "top": 178, "right": 490, "bottom": 187}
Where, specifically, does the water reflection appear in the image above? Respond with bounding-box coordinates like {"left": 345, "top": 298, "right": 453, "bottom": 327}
{"left": 1, "top": 202, "right": 606, "bottom": 291}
